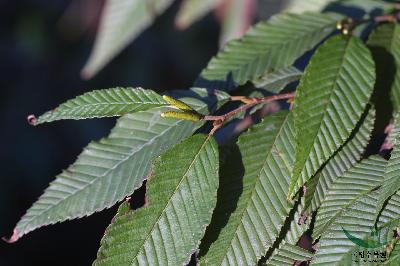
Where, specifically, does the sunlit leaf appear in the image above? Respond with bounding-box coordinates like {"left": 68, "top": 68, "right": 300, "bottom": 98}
{"left": 289, "top": 35, "right": 375, "bottom": 199}
{"left": 197, "top": 12, "right": 342, "bottom": 91}
{"left": 35, "top": 87, "right": 167, "bottom": 125}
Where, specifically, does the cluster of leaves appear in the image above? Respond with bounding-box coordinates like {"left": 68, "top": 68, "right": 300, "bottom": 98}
{"left": 7, "top": 0, "right": 400, "bottom": 265}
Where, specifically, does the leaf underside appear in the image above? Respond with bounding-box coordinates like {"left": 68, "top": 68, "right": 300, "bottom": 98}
{"left": 265, "top": 198, "right": 311, "bottom": 266}
{"left": 36, "top": 87, "right": 168, "bottom": 124}
{"left": 311, "top": 157, "right": 386, "bottom": 265}
{"left": 200, "top": 111, "right": 297, "bottom": 265}
{"left": 289, "top": 35, "right": 376, "bottom": 199}
{"left": 95, "top": 134, "right": 219, "bottom": 266}
{"left": 304, "top": 106, "right": 376, "bottom": 214}
{"left": 12, "top": 95, "right": 225, "bottom": 241}
{"left": 197, "top": 12, "right": 342, "bottom": 90}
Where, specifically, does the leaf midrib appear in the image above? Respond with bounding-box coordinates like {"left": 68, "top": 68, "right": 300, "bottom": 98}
{"left": 315, "top": 185, "right": 378, "bottom": 239}
{"left": 203, "top": 17, "right": 336, "bottom": 81}
{"left": 18, "top": 108, "right": 201, "bottom": 234}
{"left": 216, "top": 114, "right": 290, "bottom": 265}
{"left": 291, "top": 36, "right": 352, "bottom": 196}
{"left": 126, "top": 135, "right": 213, "bottom": 265}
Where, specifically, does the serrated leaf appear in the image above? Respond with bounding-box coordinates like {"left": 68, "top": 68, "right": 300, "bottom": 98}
{"left": 312, "top": 189, "right": 385, "bottom": 265}
{"left": 199, "top": 111, "right": 298, "bottom": 265}
{"left": 304, "top": 107, "right": 375, "bottom": 214}
{"left": 11, "top": 92, "right": 228, "bottom": 241}
{"left": 264, "top": 198, "right": 312, "bottom": 266}
{"left": 94, "top": 134, "right": 219, "bottom": 265}
{"left": 175, "top": 0, "right": 222, "bottom": 29}
{"left": 289, "top": 35, "right": 376, "bottom": 199}
{"left": 378, "top": 141, "right": 400, "bottom": 211}
{"left": 313, "top": 156, "right": 386, "bottom": 240}
{"left": 252, "top": 66, "right": 302, "bottom": 94}
{"left": 82, "top": 0, "right": 174, "bottom": 79}
{"left": 197, "top": 12, "right": 342, "bottom": 91}
{"left": 35, "top": 87, "right": 168, "bottom": 125}
{"left": 267, "top": 243, "right": 313, "bottom": 266}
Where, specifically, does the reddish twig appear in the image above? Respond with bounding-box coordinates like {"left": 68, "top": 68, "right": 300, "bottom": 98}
{"left": 204, "top": 92, "right": 295, "bottom": 134}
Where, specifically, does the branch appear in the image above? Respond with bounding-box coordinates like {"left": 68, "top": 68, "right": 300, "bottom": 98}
{"left": 203, "top": 92, "right": 295, "bottom": 134}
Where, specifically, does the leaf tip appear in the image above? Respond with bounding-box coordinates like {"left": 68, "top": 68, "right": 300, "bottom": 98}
{"left": 27, "top": 114, "right": 38, "bottom": 126}
{"left": 2, "top": 229, "right": 20, "bottom": 243}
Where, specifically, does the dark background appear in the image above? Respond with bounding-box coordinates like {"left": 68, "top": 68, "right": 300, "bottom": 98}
{"left": 0, "top": 0, "right": 222, "bottom": 265}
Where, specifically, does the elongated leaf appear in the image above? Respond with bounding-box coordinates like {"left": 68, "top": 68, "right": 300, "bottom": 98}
{"left": 175, "top": 0, "right": 222, "bottom": 29}
{"left": 10, "top": 91, "right": 229, "bottom": 241}
{"left": 312, "top": 190, "right": 384, "bottom": 265}
{"left": 252, "top": 66, "right": 302, "bottom": 94}
{"left": 82, "top": 0, "right": 174, "bottom": 79}
{"left": 35, "top": 87, "right": 168, "bottom": 125}
{"left": 197, "top": 12, "right": 342, "bottom": 90}
{"left": 95, "top": 134, "right": 219, "bottom": 265}
{"left": 289, "top": 35, "right": 376, "bottom": 199}
{"left": 313, "top": 156, "right": 386, "bottom": 240}
{"left": 199, "top": 111, "right": 297, "bottom": 265}
{"left": 378, "top": 141, "right": 400, "bottom": 211}
{"left": 304, "top": 107, "right": 375, "bottom": 214}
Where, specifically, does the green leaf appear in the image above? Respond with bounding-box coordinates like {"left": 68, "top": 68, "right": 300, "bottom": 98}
{"left": 313, "top": 156, "right": 386, "bottom": 240}
{"left": 264, "top": 199, "right": 312, "bottom": 266}
{"left": 199, "top": 111, "right": 297, "bottom": 265}
{"left": 377, "top": 190, "right": 400, "bottom": 228}
{"left": 368, "top": 23, "right": 400, "bottom": 114}
{"left": 94, "top": 134, "right": 219, "bottom": 265}
{"left": 289, "top": 35, "right": 376, "bottom": 199}
{"left": 384, "top": 240, "right": 400, "bottom": 265}
{"left": 267, "top": 243, "right": 313, "bottom": 266}
{"left": 312, "top": 189, "right": 385, "bottom": 265}
{"left": 252, "top": 66, "right": 302, "bottom": 94}
{"left": 11, "top": 92, "right": 228, "bottom": 241}
{"left": 35, "top": 87, "right": 168, "bottom": 125}
{"left": 304, "top": 107, "right": 375, "bottom": 214}
{"left": 378, "top": 141, "right": 400, "bottom": 211}
{"left": 175, "top": 0, "right": 222, "bottom": 29}
{"left": 197, "top": 12, "right": 342, "bottom": 90}
{"left": 82, "top": 0, "right": 174, "bottom": 79}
